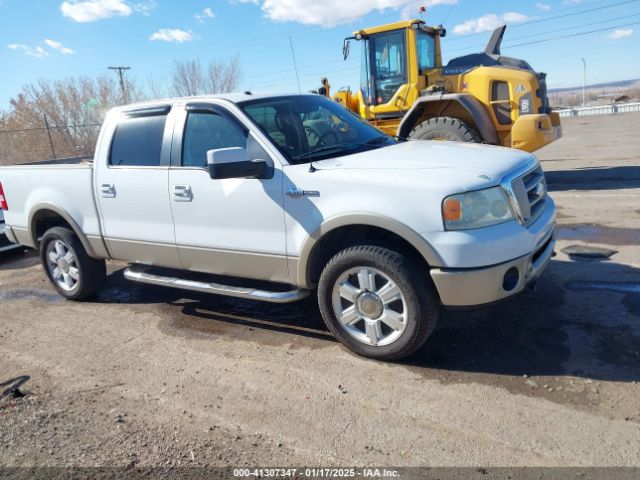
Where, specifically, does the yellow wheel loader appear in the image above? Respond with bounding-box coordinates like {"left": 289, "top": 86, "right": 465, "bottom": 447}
{"left": 323, "top": 19, "right": 562, "bottom": 152}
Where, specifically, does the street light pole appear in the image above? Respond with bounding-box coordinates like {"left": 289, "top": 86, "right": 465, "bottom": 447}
{"left": 580, "top": 58, "right": 586, "bottom": 107}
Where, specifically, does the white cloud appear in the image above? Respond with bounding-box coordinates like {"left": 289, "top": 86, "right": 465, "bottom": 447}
{"left": 258, "top": 0, "right": 456, "bottom": 27}
{"left": 453, "top": 12, "right": 528, "bottom": 35}
{"left": 195, "top": 7, "right": 215, "bottom": 23}
{"left": 133, "top": 0, "right": 156, "bottom": 15}
{"left": 61, "top": 0, "right": 132, "bottom": 22}
{"left": 7, "top": 43, "right": 50, "bottom": 58}
{"left": 535, "top": 2, "right": 550, "bottom": 11}
{"left": 44, "top": 39, "right": 75, "bottom": 54}
{"left": 608, "top": 28, "right": 633, "bottom": 39}
{"left": 149, "top": 28, "right": 193, "bottom": 43}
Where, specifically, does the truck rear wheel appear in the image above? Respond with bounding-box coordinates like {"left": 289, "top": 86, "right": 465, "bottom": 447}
{"left": 40, "top": 227, "right": 106, "bottom": 300}
{"left": 318, "top": 245, "right": 439, "bottom": 361}
{"left": 409, "top": 116, "right": 482, "bottom": 143}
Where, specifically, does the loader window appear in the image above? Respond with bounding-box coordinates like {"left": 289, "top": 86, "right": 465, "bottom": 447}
{"left": 491, "top": 81, "right": 512, "bottom": 125}
{"left": 416, "top": 30, "right": 435, "bottom": 71}
{"left": 370, "top": 30, "right": 407, "bottom": 105}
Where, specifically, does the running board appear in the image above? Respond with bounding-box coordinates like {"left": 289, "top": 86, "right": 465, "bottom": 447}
{"left": 123, "top": 267, "right": 309, "bottom": 304}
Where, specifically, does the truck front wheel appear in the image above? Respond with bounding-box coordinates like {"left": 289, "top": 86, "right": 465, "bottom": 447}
{"left": 318, "top": 246, "right": 439, "bottom": 361}
{"left": 40, "top": 227, "right": 106, "bottom": 300}
{"left": 409, "top": 116, "right": 482, "bottom": 143}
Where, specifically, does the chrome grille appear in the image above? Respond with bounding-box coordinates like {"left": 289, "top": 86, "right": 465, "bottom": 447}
{"left": 510, "top": 165, "right": 547, "bottom": 225}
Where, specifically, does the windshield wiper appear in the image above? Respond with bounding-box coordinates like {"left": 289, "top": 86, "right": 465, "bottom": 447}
{"left": 292, "top": 143, "right": 361, "bottom": 161}
{"left": 365, "top": 134, "right": 394, "bottom": 145}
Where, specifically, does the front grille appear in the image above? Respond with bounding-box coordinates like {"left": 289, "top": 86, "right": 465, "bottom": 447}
{"left": 511, "top": 165, "right": 547, "bottom": 225}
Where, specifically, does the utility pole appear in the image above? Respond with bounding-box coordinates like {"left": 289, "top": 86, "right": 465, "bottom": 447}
{"left": 108, "top": 66, "right": 131, "bottom": 103}
{"left": 580, "top": 58, "right": 586, "bottom": 107}
{"left": 43, "top": 114, "right": 56, "bottom": 160}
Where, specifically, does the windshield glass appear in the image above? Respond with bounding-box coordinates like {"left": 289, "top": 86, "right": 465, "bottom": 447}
{"left": 239, "top": 95, "right": 396, "bottom": 164}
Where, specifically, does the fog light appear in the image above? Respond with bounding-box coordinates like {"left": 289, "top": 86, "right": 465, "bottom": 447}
{"left": 503, "top": 267, "right": 519, "bottom": 291}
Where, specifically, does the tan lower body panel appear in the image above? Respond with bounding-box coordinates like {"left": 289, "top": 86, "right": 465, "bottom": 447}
{"left": 177, "top": 245, "right": 290, "bottom": 284}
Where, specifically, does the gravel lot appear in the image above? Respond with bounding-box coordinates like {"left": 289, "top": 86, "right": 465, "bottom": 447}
{"left": 1, "top": 112, "right": 639, "bottom": 469}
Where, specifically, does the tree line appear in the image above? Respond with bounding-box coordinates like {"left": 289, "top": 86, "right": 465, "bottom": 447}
{"left": 0, "top": 57, "right": 240, "bottom": 165}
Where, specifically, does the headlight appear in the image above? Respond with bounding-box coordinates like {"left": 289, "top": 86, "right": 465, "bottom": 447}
{"left": 442, "top": 187, "right": 514, "bottom": 230}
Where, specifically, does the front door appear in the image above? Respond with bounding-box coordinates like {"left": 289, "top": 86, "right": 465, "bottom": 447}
{"left": 168, "top": 104, "right": 288, "bottom": 283}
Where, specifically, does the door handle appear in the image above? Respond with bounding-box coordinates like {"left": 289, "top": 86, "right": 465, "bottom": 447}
{"left": 172, "top": 184, "right": 193, "bottom": 202}
{"left": 100, "top": 183, "right": 115, "bottom": 198}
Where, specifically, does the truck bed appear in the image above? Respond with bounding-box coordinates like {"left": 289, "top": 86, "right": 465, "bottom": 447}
{"left": 0, "top": 162, "right": 101, "bottom": 243}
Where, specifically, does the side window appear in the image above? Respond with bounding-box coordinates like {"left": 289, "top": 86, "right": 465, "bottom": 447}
{"left": 182, "top": 112, "right": 248, "bottom": 167}
{"left": 416, "top": 31, "right": 435, "bottom": 71}
{"left": 491, "top": 81, "right": 512, "bottom": 125}
{"left": 109, "top": 115, "right": 167, "bottom": 166}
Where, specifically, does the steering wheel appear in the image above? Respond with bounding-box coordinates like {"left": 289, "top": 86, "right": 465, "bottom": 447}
{"left": 305, "top": 126, "right": 339, "bottom": 148}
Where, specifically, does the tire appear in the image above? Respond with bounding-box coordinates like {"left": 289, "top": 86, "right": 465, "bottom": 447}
{"left": 318, "top": 245, "right": 439, "bottom": 361}
{"left": 409, "top": 116, "right": 482, "bottom": 143}
{"left": 40, "top": 226, "right": 106, "bottom": 300}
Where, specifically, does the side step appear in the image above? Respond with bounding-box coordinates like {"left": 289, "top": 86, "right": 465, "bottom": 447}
{"left": 123, "top": 266, "right": 310, "bottom": 304}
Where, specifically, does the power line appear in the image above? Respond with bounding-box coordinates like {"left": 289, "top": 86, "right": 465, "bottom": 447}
{"left": 504, "top": 20, "right": 640, "bottom": 48}
{"left": 446, "top": 0, "right": 639, "bottom": 41}
{"left": 447, "top": 13, "right": 640, "bottom": 53}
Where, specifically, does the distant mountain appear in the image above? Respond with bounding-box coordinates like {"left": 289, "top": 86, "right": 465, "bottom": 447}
{"left": 548, "top": 79, "right": 640, "bottom": 94}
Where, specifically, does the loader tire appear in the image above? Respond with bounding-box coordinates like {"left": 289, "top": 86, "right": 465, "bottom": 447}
{"left": 409, "top": 116, "right": 482, "bottom": 143}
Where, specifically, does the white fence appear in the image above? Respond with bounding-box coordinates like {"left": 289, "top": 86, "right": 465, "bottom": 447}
{"left": 555, "top": 102, "right": 640, "bottom": 118}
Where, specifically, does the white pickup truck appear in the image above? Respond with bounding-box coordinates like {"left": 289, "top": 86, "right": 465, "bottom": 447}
{"left": 0, "top": 93, "right": 556, "bottom": 360}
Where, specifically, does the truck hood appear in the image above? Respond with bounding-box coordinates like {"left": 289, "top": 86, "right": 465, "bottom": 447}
{"left": 313, "top": 140, "right": 537, "bottom": 188}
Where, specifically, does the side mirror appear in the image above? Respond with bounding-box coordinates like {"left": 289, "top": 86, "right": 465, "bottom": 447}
{"left": 206, "top": 147, "right": 271, "bottom": 180}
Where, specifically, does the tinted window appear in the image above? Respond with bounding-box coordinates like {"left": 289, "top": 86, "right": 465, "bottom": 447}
{"left": 109, "top": 115, "right": 167, "bottom": 166}
{"left": 182, "top": 112, "right": 248, "bottom": 167}
{"left": 241, "top": 95, "right": 396, "bottom": 164}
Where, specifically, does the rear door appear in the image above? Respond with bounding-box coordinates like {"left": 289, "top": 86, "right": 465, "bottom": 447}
{"left": 94, "top": 106, "right": 180, "bottom": 267}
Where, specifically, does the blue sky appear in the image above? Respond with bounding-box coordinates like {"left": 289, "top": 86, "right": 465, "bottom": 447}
{"left": 1, "top": 0, "right": 639, "bottom": 109}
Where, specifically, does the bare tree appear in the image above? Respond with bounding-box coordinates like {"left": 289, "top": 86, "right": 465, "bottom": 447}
{"left": 0, "top": 75, "right": 133, "bottom": 164}
{"left": 207, "top": 56, "right": 241, "bottom": 94}
{"left": 170, "top": 56, "right": 241, "bottom": 97}
{"left": 170, "top": 60, "right": 205, "bottom": 97}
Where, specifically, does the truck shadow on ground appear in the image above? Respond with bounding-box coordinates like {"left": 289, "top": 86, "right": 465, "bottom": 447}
{"left": 100, "top": 257, "right": 640, "bottom": 383}
{"left": 546, "top": 166, "right": 640, "bottom": 191}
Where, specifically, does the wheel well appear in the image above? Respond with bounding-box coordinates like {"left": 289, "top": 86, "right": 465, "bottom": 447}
{"left": 307, "top": 225, "right": 430, "bottom": 285}
{"left": 404, "top": 101, "right": 481, "bottom": 138}
{"left": 31, "top": 209, "right": 74, "bottom": 247}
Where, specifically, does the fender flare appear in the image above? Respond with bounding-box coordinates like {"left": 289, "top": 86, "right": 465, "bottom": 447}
{"left": 397, "top": 93, "right": 499, "bottom": 145}
{"left": 296, "top": 213, "right": 444, "bottom": 289}
{"left": 28, "top": 201, "right": 102, "bottom": 259}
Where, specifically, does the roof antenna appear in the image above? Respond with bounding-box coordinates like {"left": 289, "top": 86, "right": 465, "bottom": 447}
{"left": 308, "top": 161, "right": 316, "bottom": 173}
{"left": 288, "top": 35, "right": 302, "bottom": 94}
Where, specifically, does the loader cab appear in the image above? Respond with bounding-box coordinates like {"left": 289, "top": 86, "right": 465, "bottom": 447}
{"left": 345, "top": 20, "right": 444, "bottom": 127}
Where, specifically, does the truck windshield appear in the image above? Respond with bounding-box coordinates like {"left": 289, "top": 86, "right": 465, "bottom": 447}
{"left": 239, "top": 95, "right": 396, "bottom": 164}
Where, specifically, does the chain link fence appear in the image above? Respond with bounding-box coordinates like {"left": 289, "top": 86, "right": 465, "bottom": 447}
{"left": 0, "top": 118, "right": 101, "bottom": 166}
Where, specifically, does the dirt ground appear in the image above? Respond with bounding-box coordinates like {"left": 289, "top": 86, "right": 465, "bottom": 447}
{"left": 1, "top": 112, "right": 639, "bottom": 469}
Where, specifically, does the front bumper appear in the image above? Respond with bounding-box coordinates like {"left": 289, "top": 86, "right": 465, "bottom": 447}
{"left": 430, "top": 225, "right": 556, "bottom": 307}
{"left": 511, "top": 112, "right": 562, "bottom": 153}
